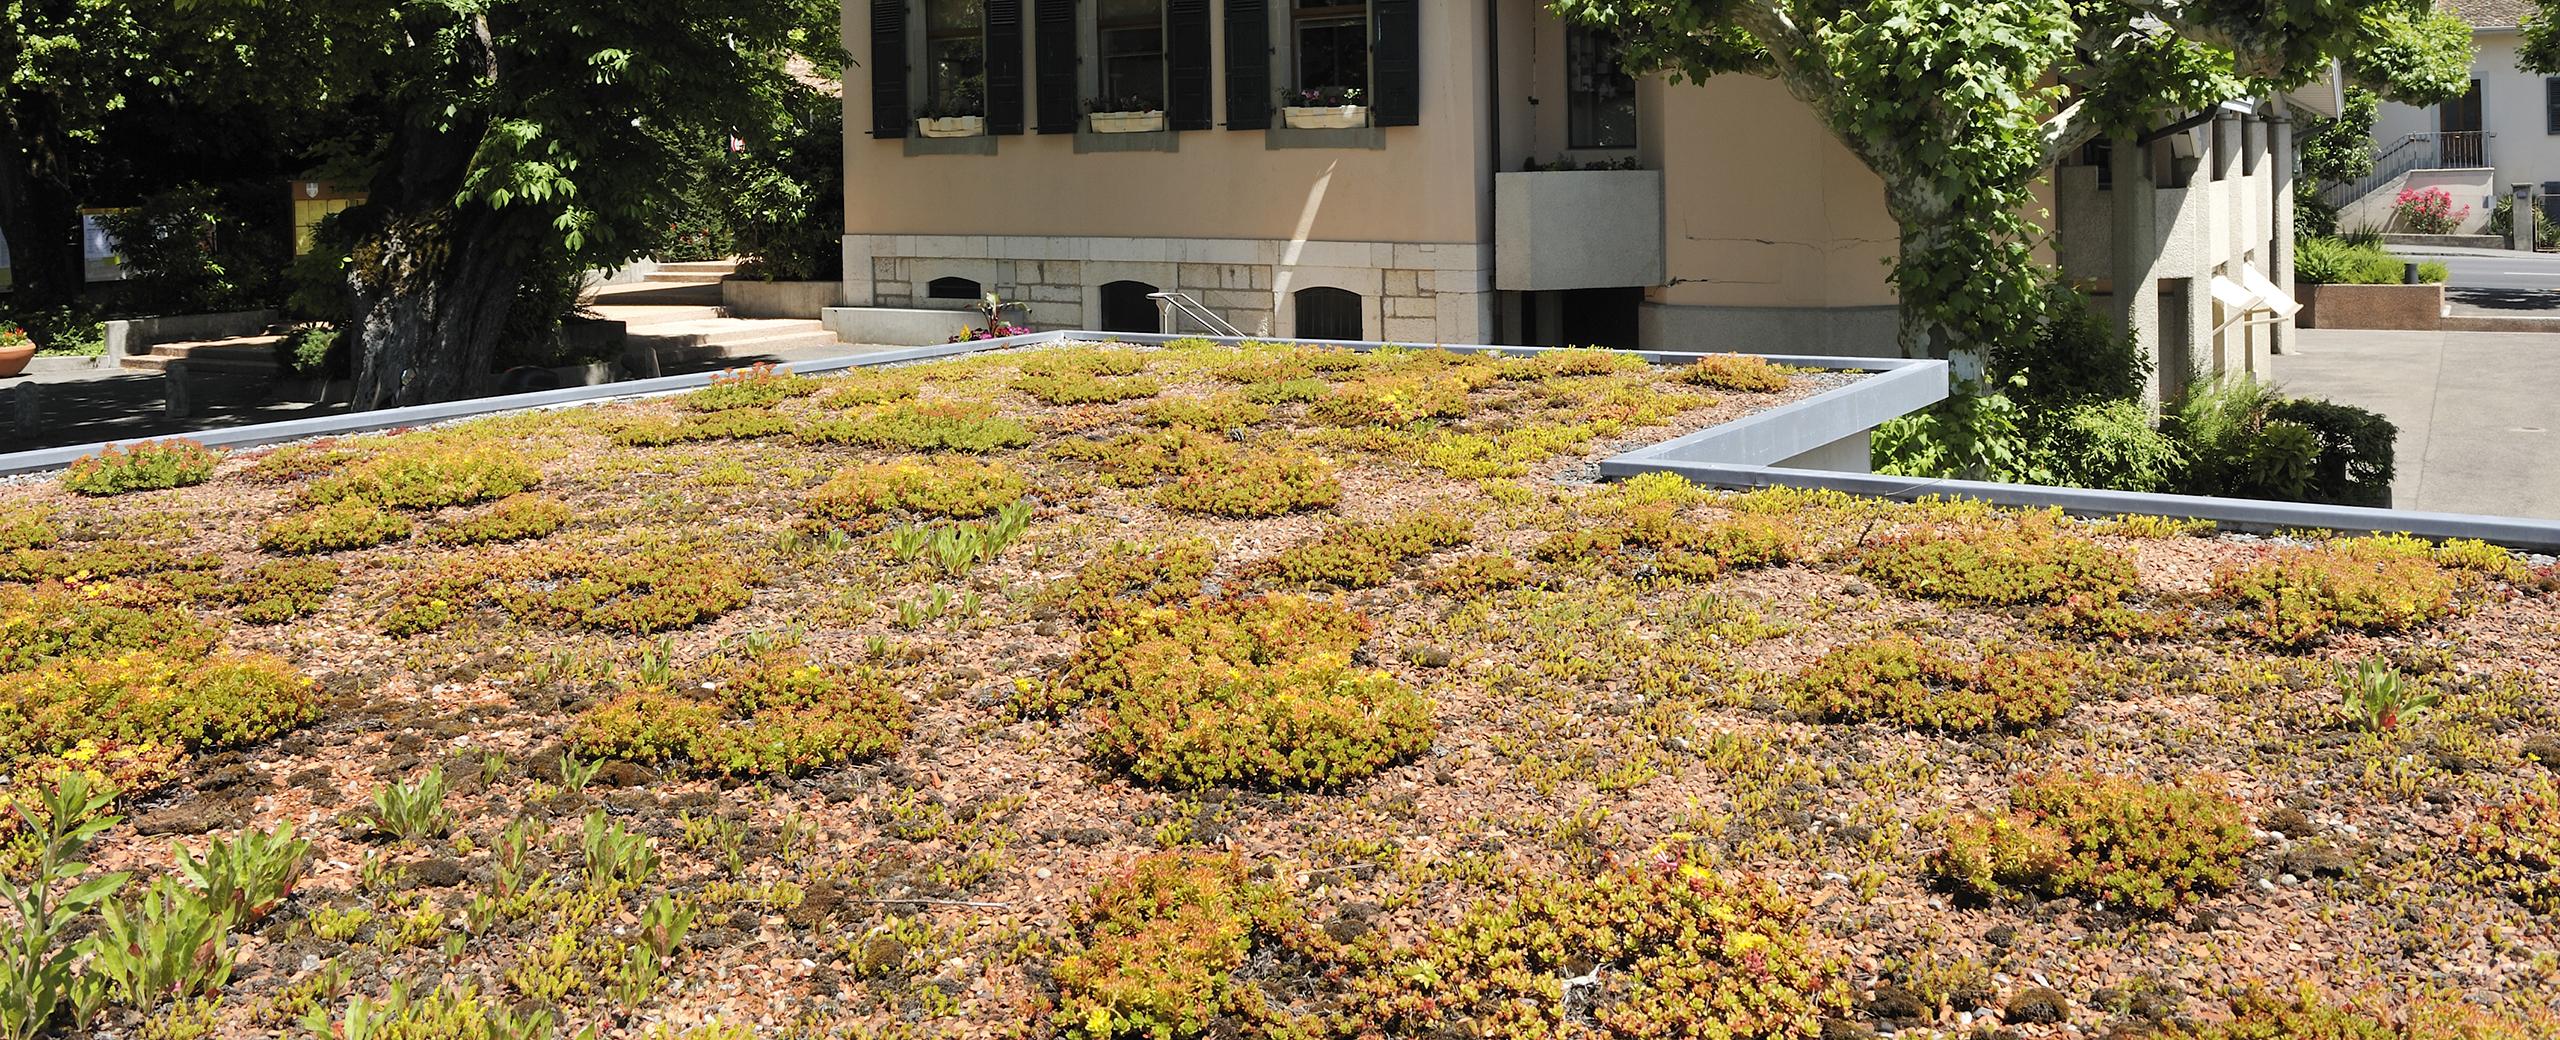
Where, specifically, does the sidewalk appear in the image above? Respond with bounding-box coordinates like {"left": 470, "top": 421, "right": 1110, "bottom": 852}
{"left": 2274, "top": 328, "right": 2560, "bottom": 520}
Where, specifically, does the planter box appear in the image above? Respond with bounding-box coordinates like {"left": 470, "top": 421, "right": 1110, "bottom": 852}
{"left": 1088, "top": 111, "right": 1166, "bottom": 134}
{"left": 1282, "top": 106, "right": 1368, "bottom": 130}
{"left": 917, "top": 116, "right": 985, "bottom": 138}
{"left": 822, "top": 306, "right": 981, "bottom": 347}
{"left": 2381, "top": 233, "right": 2503, "bottom": 250}
{"left": 1494, "top": 169, "right": 1667, "bottom": 291}
{"left": 723, "top": 278, "right": 846, "bottom": 319}
{"left": 2294, "top": 282, "right": 2444, "bottom": 331}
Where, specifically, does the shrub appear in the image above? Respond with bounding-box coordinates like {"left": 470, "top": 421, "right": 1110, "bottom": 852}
{"left": 257, "top": 499, "right": 412, "bottom": 554}
{"left": 1157, "top": 449, "right": 1341, "bottom": 517}
{"left": 0, "top": 652, "right": 317, "bottom": 765}
{"left": 2460, "top": 788, "right": 2560, "bottom": 914}
{"left": 223, "top": 559, "right": 341, "bottom": 623}
{"left": 683, "top": 364, "right": 821, "bottom": 411}
{"left": 1307, "top": 375, "right": 1472, "bottom": 427}
{"left": 2041, "top": 400, "right": 2186, "bottom": 493}
{"left": 0, "top": 585, "right": 218, "bottom": 672}
{"left": 303, "top": 446, "right": 539, "bottom": 509}
{"left": 1929, "top": 772, "right": 2250, "bottom": 913}
{"left": 807, "top": 459, "right": 1026, "bottom": 524}
{"left": 2488, "top": 194, "right": 2557, "bottom": 249}
{"left": 2212, "top": 535, "right": 2466, "bottom": 648}
{"left": 1140, "top": 394, "right": 1272, "bottom": 430}
{"left": 429, "top": 494, "right": 573, "bottom": 546}
{"left": 1675, "top": 353, "right": 1789, "bottom": 393}
{"left": 1337, "top": 846, "right": 1842, "bottom": 1038}
{"left": 1990, "top": 283, "right": 2151, "bottom": 410}
{"left": 2266, "top": 398, "right": 2396, "bottom": 508}
{"left": 1054, "top": 853, "right": 1274, "bottom": 1040}
{"left": 1858, "top": 514, "right": 2138, "bottom": 606}
{"left": 273, "top": 324, "right": 347, "bottom": 379}
{"left": 1792, "top": 638, "right": 2081, "bottom": 733}
{"left": 1260, "top": 512, "right": 1470, "bottom": 588}
{"left": 1049, "top": 539, "right": 1218, "bottom": 622}
{"left": 572, "top": 650, "right": 909, "bottom": 776}
{"left": 2171, "top": 375, "right": 2328, "bottom": 500}
{"left": 613, "top": 408, "right": 798, "bottom": 446}
{"left": 798, "top": 401, "right": 1036, "bottom": 452}
{"left": 2392, "top": 186, "right": 2467, "bottom": 235}
{"left": 60, "top": 441, "right": 222, "bottom": 496}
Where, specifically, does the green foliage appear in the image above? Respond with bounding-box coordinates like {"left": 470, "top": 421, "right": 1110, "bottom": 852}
{"left": 1140, "top": 393, "right": 1272, "bottom": 430}
{"left": 713, "top": 88, "right": 849, "bottom": 282}
{"left": 2266, "top": 398, "right": 2397, "bottom": 507}
{"left": 1261, "top": 512, "right": 1471, "bottom": 589}
{"left": 2340, "top": 657, "right": 2438, "bottom": 732}
{"left": 2167, "top": 376, "right": 2394, "bottom": 505}
{"left": 1930, "top": 772, "right": 2250, "bottom": 913}
{"left": 60, "top": 441, "right": 222, "bottom": 497}
{"left": 84, "top": 876, "right": 236, "bottom": 1013}
{"left": 1873, "top": 378, "right": 2042, "bottom": 483}
{"left": 1674, "top": 352, "right": 1790, "bottom": 392}
{"left": 570, "top": 650, "right": 909, "bottom": 776}
{"left": 807, "top": 459, "right": 1027, "bottom": 526}
{"left": 1015, "top": 371, "right": 1164, "bottom": 406}
{"left": 1054, "top": 853, "right": 1275, "bottom": 1040}
{"left": 1334, "top": 846, "right": 1843, "bottom": 1038}
{"left": 1050, "top": 539, "right": 1218, "bottom": 622}
{"left": 1156, "top": 448, "right": 1341, "bottom": 517}
{"left": 1308, "top": 374, "right": 1473, "bottom": 427}
{"left": 302, "top": 446, "right": 539, "bottom": 510}
{"left": 613, "top": 408, "right": 798, "bottom": 446}
{"left": 2295, "top": 235, "right": 2426, "bottom": 284}
{"left": 1857, "top": 513, "right": 2138, "bottom": 607}
{"left": 0, "top": 773, "right": 129, "bottom": 1040}
{"left": 428, "top": 494, "right": 572, "bottom": 546}
{"left": 2487, "top": 194, "right": 2557, "bottom": 249}
{"left": 2297, "top": 88, "right": 2379, "bottom": 236}
{"left": 302, "top": 982, "right": 563, "bottom": 1040}
{"left": 1990, "top": 284, "right": 2151, "bottom": 410}
{"left": 92, "top": 183, "right": 289, "bottom": 315}
{"left": 579, "top": 811, "right": 660, "bottom": 891}
{"left": 1538, "top": 504, "right": 1801, "bottom": 580}
{"left": 0, "top": 585, "right": 216, "bottom": 672}
{"left": 2160, "top": 987, "right": 2555, "bottom": 1040}
{"left": 357, "top": 769, "right": 454, "bottom": 841}
{"left": 392, "top": 543, "right": 764, "bottom": 636}
{"left": 2212, "top": 534, "right": 2466, "bottom": 647}
{"left": 799, "top": 401, "right": 1037, "bottom": 452}
{"left": 257, "top": 499, "right": 413, "bottom": 554}
{"left": 1792, "top": 637, "right": 2081, "bottom": 733}
{"left": 224, "top": 558, "right": 342, "bottom": 623}
{"left": 170, "top": 822, "right": 310, "bottom": 927}
{"left": 2044, "top": 400, "right": 2187, "bottom": 493}
{"left": 0, "top": 651, "right": 317, "bottom": 765}
{"left": 273, "top": 324, "right": 348, "bottom": 380}
{"left": 683, "top": 364, "right": 822, "bottom": 411}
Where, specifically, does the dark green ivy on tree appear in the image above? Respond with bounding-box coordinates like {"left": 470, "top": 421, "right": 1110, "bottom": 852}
{"left": 1549, "top": 0, "right": 2473, "bottom": 363}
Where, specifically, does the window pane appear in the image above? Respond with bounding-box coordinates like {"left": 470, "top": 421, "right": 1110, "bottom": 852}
{"left": 1567, "top": 25, "right": 1637, "bottom": 149}
{"left": 1100, "top": 19, "right": 1164, "bottom": 105}
{"left": 1295, "top": 287, "right": 1362, "bottom": 340}
{"left": 1099, "top": 0, "right": 1159, "bottom": 23}
{"left": 926, "top": 0, "right": 984, "bottom": 33}
{"left": 928, "top": 38, "right": 986, "bottom": 111}
{"left": 1297, "top": 20, "right": 1368, "bottom": 91}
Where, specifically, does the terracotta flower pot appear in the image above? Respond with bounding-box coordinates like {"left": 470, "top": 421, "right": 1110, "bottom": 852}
{"left": 0, "top": 344, "right": 32, "bottom": 379}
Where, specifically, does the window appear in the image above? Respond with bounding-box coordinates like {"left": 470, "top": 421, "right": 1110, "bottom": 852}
{"left": 924, "top": 0, "right": 987, "bottom": 114}
{"left": 927, "top": 276, "right": 983, "bottom": 300}
{"left": 1098, "top": 0, "right": 1166, "bottom": 109}
{"left": 1566, "top": 25, "right": 1636, "bottom": 150}
{"left": 1294, "top": 287, "right": 1362, "bottom": 340}
{"left": 2547, "top": 78, "right": 2560, "bottom": 135}
{"left": 1099, "top": 281, "right": 1161, "bottom": 333}
{"left": 1292, "top": 0, "right": 1368, "bottom": 96}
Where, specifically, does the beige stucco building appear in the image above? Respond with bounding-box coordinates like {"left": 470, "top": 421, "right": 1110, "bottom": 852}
{"left": 837, "top": 0, "right": 2304, "bottom": 393}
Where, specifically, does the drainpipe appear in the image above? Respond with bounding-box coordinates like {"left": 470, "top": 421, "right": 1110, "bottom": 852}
{"left": 2268, "top": 104, "right": 2295, "bottom": 358}
{"left": 1483, "top": 0, "right": 1504, "bottom": 341}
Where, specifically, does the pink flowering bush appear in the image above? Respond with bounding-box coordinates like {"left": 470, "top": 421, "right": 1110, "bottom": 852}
{"left": 2393, "top": 187, "right": 2468, "bottom": 235}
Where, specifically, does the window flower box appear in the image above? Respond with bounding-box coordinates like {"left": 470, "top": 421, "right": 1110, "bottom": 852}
{"left": 1283, "top": 105, "right": 1369, "bottom": 130}
{"left": 917, "top": 115, "right": 986, "bottom": 138}
{"left": 1088, "top": 111, "right": 1167, "bottom": 134}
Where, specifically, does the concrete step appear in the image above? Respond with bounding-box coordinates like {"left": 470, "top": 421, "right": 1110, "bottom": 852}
{"left": 642, "top": 272, "right": 726, "bottom": 284}
{"left": 625, "top": 318, "right": 829, "bottom": 349}
{"left": 120, "top": 353, "right": 282, "bottom": 375}
{"left": 656, "top": 260, "right": 741, "bottom": 275}
{"left": 592, "top": 304, "right": 730, "bottom": 327}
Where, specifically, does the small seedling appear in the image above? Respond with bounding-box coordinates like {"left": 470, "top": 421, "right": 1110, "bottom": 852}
{"left": 2342, "top": 657, "right": 2439, "bottom": 732}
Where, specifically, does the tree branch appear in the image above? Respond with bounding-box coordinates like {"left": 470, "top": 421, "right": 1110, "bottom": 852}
{"left": 2038, "top": 96, "right": 2106, "bottom": 166}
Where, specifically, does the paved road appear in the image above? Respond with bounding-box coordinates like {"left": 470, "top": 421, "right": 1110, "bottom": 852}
{"left": 2275, "top": 329, "right": 2560, "bottom": 519}
{"left": 2384, "top": 246, "right": 2560, "bottom": 314}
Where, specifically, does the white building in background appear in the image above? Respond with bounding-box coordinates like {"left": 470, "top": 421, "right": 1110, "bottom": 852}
{"left": 2357, "top": 0, "right": 2554, "bottom": 233}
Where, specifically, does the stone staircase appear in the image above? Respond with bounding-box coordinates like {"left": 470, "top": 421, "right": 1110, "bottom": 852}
{"left": 119, "top": 333, "right": 287, "bottom": 375}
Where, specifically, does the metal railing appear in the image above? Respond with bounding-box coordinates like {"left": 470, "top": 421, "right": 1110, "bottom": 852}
{"left": 2320, "top": 131, "right": 2494, "bottom": 210}
{"left": 1147, "top": 292, "right": 1243, "bottom": 337}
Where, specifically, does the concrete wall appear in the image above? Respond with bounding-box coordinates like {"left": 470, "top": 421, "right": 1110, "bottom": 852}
{"left": 2374, "top": 31, "right": 2552, "bottom": 216}
{"left": 723, "top": 279, "right": 847, "bottom": 319}
{"left": 1493, "top": 170, "right": 1664, "bottom": 290}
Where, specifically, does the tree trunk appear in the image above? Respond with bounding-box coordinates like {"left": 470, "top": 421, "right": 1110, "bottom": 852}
{"left": 345, "top": 208, "right": 530, "bottom": 409}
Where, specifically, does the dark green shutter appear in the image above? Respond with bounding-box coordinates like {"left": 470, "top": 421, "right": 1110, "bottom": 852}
{"left": 987, "top": 0, "right": 1026, "bottom": 134}
{"left": 1371, "top": 0, "right": 1418, "bottom": 127}
{"left": 1036, "top": 0, "right": 1079, "bottom": 133}
{"left": 1168, "top": 0, "right": 1212, "bottom": 131}
{"left": 1223, "top": 0, "right": 1269, "bottom": 130}
{"left": 871, "top": 0, "right": 909, "bottom": 137}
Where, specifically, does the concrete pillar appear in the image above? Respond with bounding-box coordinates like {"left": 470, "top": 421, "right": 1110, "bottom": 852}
{"left": 163, "top": 360, "right": 191, "bottom": 420}
{"left": 2108, "top": 135, "right": 2165, "bottom": 404}
{"left": 2515, "top": 184, "right": 2537, "bottom": 252}
{"left": 2269, "top": 111, "right": 2296, "bottom": 358}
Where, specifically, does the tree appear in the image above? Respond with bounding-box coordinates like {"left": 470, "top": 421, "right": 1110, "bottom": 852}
{"left": 253, "top": 0, "right": 829, "bottom": 408}
{"left": 2296, "top": 86, "right": 2380, "bottom": 236}
{"left": 1551, "top": 0, "right": 2473, "bottom": 363}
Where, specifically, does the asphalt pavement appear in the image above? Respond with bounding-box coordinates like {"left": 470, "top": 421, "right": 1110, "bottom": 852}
{"left": 2383, "top": 245, "right": 2560, "bottom": 314}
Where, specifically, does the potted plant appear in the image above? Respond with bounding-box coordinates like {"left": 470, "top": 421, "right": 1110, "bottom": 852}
{"left": 1085, "top": 93, "right": 1166, "bottom": 134}
{"left": 0, "top": 325, "right": 32, "bottom": 379}
{"left": 1279, "top": 86, "right": 1367, "bottom": 129}
{"left": 948, "top": 291, "right": 1032, "bottom": 341}
{"left": 916, "top": 89, "right": 987, "bottom": 138}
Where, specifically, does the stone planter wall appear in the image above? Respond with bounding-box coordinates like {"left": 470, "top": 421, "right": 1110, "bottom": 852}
{"left": 2294, "top": 282, "right": 2443, "bottom": 331}
{"left": 723, "top": 279, "right": 847, "bottom": 319}
{"left": 102, "top": 309, "right": 277, "bottom": 361}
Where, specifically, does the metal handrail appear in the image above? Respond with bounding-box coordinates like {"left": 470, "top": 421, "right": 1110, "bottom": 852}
{"left": 2320, "top": 131, "right": 2495, "bottom": 210}
{"left": 1147, "top": 292, "right": 1243, "bottom": 337}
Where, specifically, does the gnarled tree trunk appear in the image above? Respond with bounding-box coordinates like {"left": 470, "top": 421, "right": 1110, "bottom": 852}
{"left": 345, "top": 206, "right": 532, "bottom": 409}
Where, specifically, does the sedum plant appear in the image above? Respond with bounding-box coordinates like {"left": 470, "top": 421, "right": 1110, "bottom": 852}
{"left": 59, "top": 441, "right": 222, "bottom": 496}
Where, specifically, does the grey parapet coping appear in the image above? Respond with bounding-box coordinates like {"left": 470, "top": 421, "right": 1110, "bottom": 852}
{"left": 1598, "top": 460, "right": 2560, "bottom": 554}
{"left": 0, "top": 330, "right": 1072, "bottom": 476}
